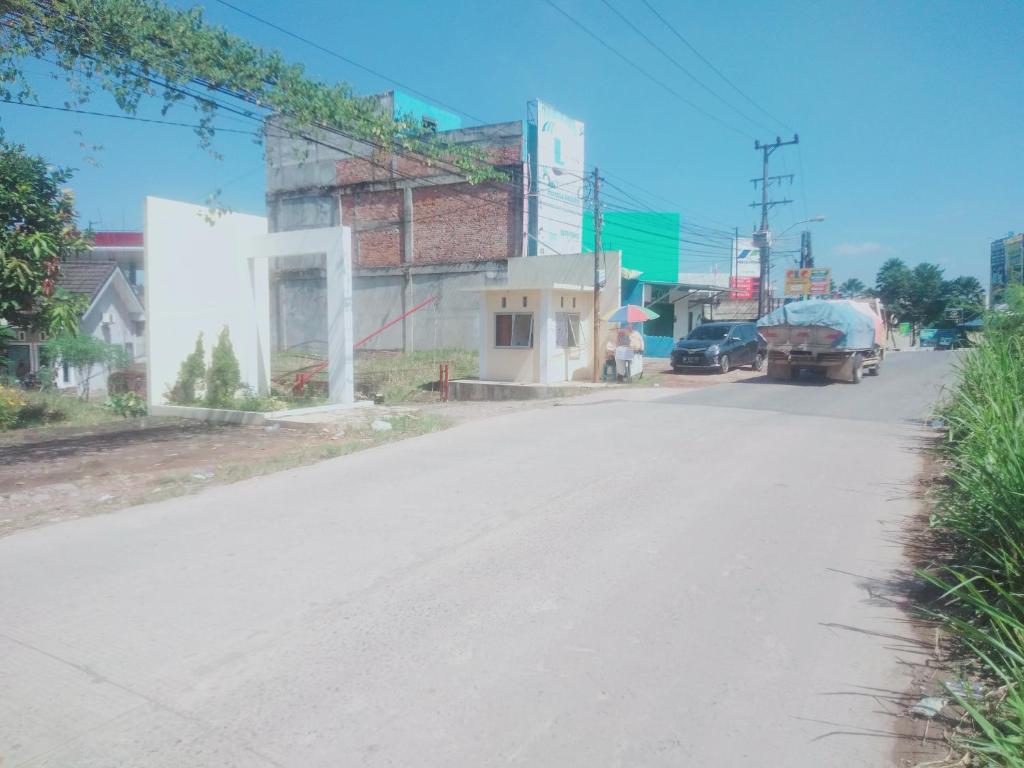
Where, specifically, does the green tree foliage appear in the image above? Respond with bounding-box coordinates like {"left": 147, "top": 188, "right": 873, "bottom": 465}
{"left": 168, "top": 332, "right": 205, "bottom": 404}
{"left": 0, "top": 0, "right": 502, "bottom": 182}
{"left": 0, "top": 132, "right": 92, "bottom": 332}
{"left": 907, "top": 262, "right": 946, "bottom": 327}
{"left": 942, "top": 276, "right": 985, "bottom": 315}
{"left": 838, "top": 278, "right": 866, "bottom": 297}
{"left": 205, "top": 326, "right": 240, "bottom": 407}
{"left": 44, "top": 331, "right": 129, "bottom": 399}
{"left": 875, "top": 258, "right": 913, "bottom": 320}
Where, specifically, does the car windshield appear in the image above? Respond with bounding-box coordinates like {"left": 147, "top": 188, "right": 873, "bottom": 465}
{"left": 688, "top": 325, "right": 730, "bottom": 341}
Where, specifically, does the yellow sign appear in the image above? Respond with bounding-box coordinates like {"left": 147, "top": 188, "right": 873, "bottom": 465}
{"left": 784, "top": 267, "right": 831, "bottom": 297}
{"left": 785, "top": 269, "right": 811, "bottom": 297}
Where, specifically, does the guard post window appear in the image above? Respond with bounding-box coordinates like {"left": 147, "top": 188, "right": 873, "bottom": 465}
{"left": 556, "top": 312, "right": 581, "bottom": 348}
{"left": 495, "top": 313, "right": 533, "bottom": 348}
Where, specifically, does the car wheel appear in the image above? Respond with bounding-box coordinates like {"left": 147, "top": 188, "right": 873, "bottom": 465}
{"left": 851, "top": 354, "right": 864, "bottom": 383}
{"left": 718, "top": 354, "right": 730, "bottom": 374}
{"left": 751, "top": 352, "right": 765, "bottom": 371}
{"left": 672, "top": 365, "right": 683, "bottom": 373}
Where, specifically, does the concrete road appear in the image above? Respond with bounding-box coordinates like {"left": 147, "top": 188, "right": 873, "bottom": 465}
{"left": 0, "top": 351, "right": 957, "bottom": 767}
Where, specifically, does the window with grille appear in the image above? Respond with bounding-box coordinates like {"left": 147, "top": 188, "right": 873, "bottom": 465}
{"left": 556, "top": 312, "right": 581, "bottom": 348}
{"left": 495, "top": 313, "right": 533, "bottom": 348}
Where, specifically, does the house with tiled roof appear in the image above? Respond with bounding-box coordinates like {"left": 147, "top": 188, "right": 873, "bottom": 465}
{"left": 5, "top": 261, "right": 145, "bottom": 394}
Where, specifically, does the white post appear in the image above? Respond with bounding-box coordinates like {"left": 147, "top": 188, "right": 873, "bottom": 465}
{"left": 327, "top": 225, "right": 354, "bottom": 404}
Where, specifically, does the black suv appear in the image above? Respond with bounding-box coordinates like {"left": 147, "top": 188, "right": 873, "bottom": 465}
{"left": 671, "top": 322, "right": 767, "bottom": 374}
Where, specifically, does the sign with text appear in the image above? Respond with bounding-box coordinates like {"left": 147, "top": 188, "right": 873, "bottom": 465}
{"left": 784, "top": 267, "right": 832, "bottom": 297}
{"left": 527, "top": 100, "right": 585, "bottom": 256}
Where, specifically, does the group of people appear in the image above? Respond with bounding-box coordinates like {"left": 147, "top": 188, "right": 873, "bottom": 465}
{"left": 603, "top": 324, "right": 645, "bottom": 381}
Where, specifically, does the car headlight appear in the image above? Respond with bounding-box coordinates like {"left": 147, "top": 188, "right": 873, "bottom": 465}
{"left": 706, "top": 344, "right": 720, "bottom": 356}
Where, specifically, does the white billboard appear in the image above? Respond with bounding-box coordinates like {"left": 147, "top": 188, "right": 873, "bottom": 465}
{"left": 527, "top": 100, "right": 585, "bottom": 256}
{"left": 733, "top": 236, "right": 760, "bottom": 278}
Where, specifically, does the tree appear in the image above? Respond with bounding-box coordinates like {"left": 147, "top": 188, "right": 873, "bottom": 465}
{"left": 44, "top": 331, "right": 129, "bottom": 399}
{"left": 168, "top": 332, "right": 205, "bottom": 404}
{"left": 942, "top": 276, "right": 985, "bottom": 315}
{"left": 0, "top": 0, "right": 501, "bottom": 182}
{"left": 908, "top": 262, "right": 946, "bottom": 326}
{"left": 875, "top": 258, "right": 913, "bottom": 325}
{"left": 205, "top": 326, "right": 240, "bottom": 407}
{"left": 839, "top": 278, "right": 866, "bottom": 298}
{"left": 0, "top": 132, "right": 91, "bottom": 333}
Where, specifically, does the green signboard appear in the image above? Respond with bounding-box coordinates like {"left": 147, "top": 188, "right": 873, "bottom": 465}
{"left": 898, "top": 322, "right": 911, "bottom": 336}
{"left": 582, "top": 211, "right": 680, "bottom": 284}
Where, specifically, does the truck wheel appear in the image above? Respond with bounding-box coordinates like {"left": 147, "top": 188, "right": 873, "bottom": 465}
{"left": 718, "top": 355, "right": 730, "bottom": 374}
{"left": 851, "top": 354, "right": 864, "bottom": 383}
{"left": 751, "top": 352, "right": 765, "bottom": 371}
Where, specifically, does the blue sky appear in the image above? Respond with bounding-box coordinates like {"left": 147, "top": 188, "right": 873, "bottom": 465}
{"left": 2, "top": 0, "right": 1021, "bottom": 289}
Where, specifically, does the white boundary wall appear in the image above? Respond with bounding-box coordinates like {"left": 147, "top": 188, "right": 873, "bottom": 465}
{"left": 145, "top": 197, "right": 354, "bottom": 407}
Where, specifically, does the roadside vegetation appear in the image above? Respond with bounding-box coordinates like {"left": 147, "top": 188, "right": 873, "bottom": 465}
{"left": 0, "top": 386, "right": 124, "bottom": 432}
{"left": 273, "top": 347, "right": 479, "bottom": 405}
{"left": 921, "top": 285, "right": 1024, "bottom": 765}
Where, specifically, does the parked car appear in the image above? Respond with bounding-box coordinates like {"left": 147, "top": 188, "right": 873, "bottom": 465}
{"left": 671, "top": 322, "right": 766, "bottom": 374}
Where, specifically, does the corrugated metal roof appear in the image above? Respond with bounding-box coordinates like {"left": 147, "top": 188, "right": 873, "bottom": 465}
{"left": 92, "top": 231, "right": 143, "bottom": 247}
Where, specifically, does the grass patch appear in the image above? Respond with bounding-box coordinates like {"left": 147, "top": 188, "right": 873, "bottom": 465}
{"left": 271, "top": 347, "right": 478, "bottom": 405}
{"left": 918, "top": 290, "right": 1024, "bottom": 766}
{"left": 15, "top": 391, "right": 122, "bottom": 429}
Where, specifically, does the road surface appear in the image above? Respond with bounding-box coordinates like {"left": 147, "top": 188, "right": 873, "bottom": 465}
{"left": 0, "top": 351, "right": 957, "bottom": 766}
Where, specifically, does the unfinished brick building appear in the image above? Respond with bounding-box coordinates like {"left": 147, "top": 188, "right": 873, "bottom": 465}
{"left": 265, "top": 91, "right": 525, "bottom": 352}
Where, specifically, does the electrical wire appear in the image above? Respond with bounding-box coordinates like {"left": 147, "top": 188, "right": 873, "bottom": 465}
{"left": 639, "top": 0, "right": 794, "bottom": 134}
{"left": 0, "top": 97, "right": 259, "bottom": 134}
{"left": 540, "top": 0, "right": 754, "bottom": 140}
{"left": 597, "top": 0, "right": 775, "bottom": 135}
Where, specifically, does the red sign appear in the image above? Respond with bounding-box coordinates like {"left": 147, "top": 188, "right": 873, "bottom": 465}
{"left": 730, "top": 276, "right": 760, "bottom": 300}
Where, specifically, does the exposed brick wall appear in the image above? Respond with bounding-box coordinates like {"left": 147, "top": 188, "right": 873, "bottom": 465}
{"left": 341, "top": 190, "right": 404, "bottom": 268}
{"left": 413, "top": 181, "right": 518, "bottom": 264}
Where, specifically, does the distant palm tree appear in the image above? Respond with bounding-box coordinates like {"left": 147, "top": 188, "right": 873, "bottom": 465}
{"left": 839, "top": 278, "right": 866, "bottom": 297}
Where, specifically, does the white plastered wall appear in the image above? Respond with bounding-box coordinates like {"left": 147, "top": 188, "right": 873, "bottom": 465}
{"left": 145, "top": 197, "right": 269, "bottom": 405}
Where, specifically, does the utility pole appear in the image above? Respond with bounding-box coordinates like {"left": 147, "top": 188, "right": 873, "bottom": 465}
{"left": 799, "top": 230, "right": 813, "bottom": 269}
{"left": 592, "top": 167, "right": 603, "bottom": 383}
{"left": 750, "top": 135, "right": 798, "bottom": 316}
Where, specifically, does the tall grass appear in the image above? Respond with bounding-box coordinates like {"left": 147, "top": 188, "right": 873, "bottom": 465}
{"left": 925, "top": 297, "right": 1024, "bottom": 765}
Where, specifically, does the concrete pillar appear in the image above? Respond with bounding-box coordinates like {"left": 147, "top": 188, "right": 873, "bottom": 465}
{"left": 538, "top": 290, "right": 556, "bottom": 384}
{"left": 327, "top": 226, "right": 354, "bottom": 404}
{"left": 402, "top": 185, "right": 414, "bottom": 353}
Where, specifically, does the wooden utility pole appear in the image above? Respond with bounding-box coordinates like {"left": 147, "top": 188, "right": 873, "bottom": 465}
{"left": 751, "top": 135, "right": 798, "bottom": 317}
{"left": 592, "top": 167, "right": 603, "bottom": 383}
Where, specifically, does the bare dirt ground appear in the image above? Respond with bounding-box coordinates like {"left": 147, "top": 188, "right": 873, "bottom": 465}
{"left": 0, "top": 361, "right": 748, "bottom": 538}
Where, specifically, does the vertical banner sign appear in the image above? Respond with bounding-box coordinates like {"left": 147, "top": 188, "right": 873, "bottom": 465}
{"left": 527, "top": 100, "right": 585, "bottom": 256}
{"left": 731, "top": 236, "right": 760, "bottom": 299}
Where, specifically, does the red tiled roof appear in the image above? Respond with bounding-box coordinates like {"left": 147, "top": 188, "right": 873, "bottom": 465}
{"left": 92, "top": 231, "right": 143, "bottom": 247}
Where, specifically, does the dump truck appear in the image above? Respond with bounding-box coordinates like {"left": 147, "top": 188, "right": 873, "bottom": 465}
{"left": 756, "top": 299, "right": 885, "bottom": 383}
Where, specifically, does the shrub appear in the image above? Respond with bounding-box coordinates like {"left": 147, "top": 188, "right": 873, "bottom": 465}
{"left": 0, "top": 384, "right": 26, "bottom": 430}
{"left": 44, "top": 332, "right": 130, "bottom": 399}
{"left": 168, "top": 332, "right": 205, "bottom": 404}
{"left": 205, "top": 326, "right": 241, "bottom": 407}
{"left": 105, "top": 391, "right": 147, "bottom": 418}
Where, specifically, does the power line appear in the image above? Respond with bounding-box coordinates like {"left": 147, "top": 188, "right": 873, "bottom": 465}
{"left": 0, "top": 97, "right": 259, "bottom": 134}
{"left": 639, "top": 0, "right": 793, "bottom": 133}
{"left": 597, "top": 0, "right": 775, "bottom": 135}
{"left": 211, "top": 0, "right": 489, "bottom": 126}
{"left": 540, "top": 0, "right": 754, "bottom": 140}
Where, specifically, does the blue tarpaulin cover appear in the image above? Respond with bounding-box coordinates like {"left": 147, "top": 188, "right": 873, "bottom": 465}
{"left": 757, "top": 300, "right": 880, "bottom": 349}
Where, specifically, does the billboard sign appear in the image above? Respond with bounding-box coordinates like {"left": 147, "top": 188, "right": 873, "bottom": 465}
{"left": 784, "top": 267, "right": 832, "bottom": 297}
{"left": 731, "top": 237, "right": 760, "bottom": 299}
{"left": 527, "top": 100, "right": 585, "bottom": 256}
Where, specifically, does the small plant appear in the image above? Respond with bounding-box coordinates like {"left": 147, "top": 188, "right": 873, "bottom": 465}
{"left": 0, "top": 384, "right": 27, "bottom": 430}
{"left": 205, "top": 326, "right": 241, "bottom": 407}
{"left": 105, "top": 391, "right": 147, "bottom": 418}
{"left": 168, "top": 332, "right": 206, "bottom": 404}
